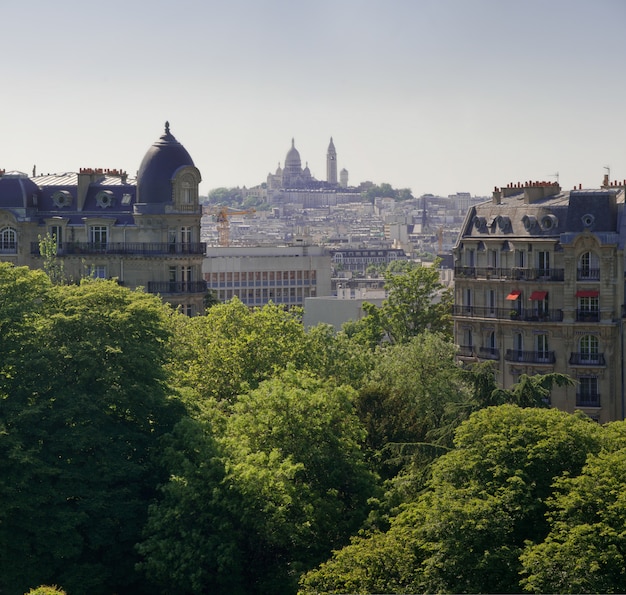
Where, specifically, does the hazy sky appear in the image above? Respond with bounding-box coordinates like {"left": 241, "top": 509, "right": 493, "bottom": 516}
{"left": 2, "top": 0, "right": 625, "bottom": 197}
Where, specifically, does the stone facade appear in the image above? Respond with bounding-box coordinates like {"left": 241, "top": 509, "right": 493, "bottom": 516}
{"left": 0, "top": 123, "right": 206, "bottom": 315}
{"left": 453, "top": 179, "right": 626, "bottom": 422}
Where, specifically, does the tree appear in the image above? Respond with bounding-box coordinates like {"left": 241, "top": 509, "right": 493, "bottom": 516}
{"left": 0, "top": 275, "right": 183, "bottom": 594}
{"left": 167, "top": 298, "right": 310, "bottom": 404}
{"left": 415, "top": 406, "right": 603, "bottom": 594}
{"left": 490, "top": 372, "right": 574, "bottom": 408}
{"left": 356, "top": 332, "right": 470, "bottom": 480}
{"left": 140, "top": 369, "right": 377, "bottom": 594}
{"left": 38, "top": 233, "right": 65, "bottom": 284}
{"left": 300, "top": 406, "right": 604, "bottom": 594}
{"left": 520, "top": 423, "right": 626, "bottom": 593}
{"left": 347, "top": 263, "right": 452, "bottom": 347}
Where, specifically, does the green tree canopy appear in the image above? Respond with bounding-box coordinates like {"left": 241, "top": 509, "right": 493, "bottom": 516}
{"left": 0, "top": 271, "right": 183, "bottom": 594}
{"left": 140, "top": 369, "right": 377, "bottom": 594}
{"left": 300, "top": 405, "right": 604, "bottom": 595}
{"left": 345, "top": 263, "right": 452, "bottom": 347}
{"left": 520, "top": 422, "right": 626, "bottom": 593}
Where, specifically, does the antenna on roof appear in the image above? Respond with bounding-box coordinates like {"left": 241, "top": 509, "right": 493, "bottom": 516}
{"left": 548, "top": 172, "right": 559, "bottom": 184}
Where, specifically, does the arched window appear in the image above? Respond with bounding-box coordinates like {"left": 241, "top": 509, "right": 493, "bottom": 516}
{"left": 578, "top": 251, "right": 600, "bottom": 280}
{"left": 0, "top": 227, "right": 17, "bottom": 253}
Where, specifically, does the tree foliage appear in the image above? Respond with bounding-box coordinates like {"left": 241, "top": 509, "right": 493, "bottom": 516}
{"left": 0, "top": 269, "right": 183, "bottom": 594}
{"left": 345, "top": 264, "right": 452, "bottom": 347}
{"left": 139, "top": 369, "right": 377, "bottom": 594}
{"left": 520, "top": 422, "right": 626, "bottom": 593}
{"left": 300, "top": 406, "right": 604, "bottom": 594}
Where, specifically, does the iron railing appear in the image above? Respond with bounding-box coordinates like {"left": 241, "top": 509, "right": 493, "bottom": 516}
{"left": 569, "top": 353, "right": 606, "bottom": 366}
{"left": 453, "top": 305, "right": 563, "bottom": 322}
{"left": 505, "top": 349, "right": 556, "bottom": 364}
{"left": 454, "top": 267, "right": 564, "bottom": 281}
{"left": 31, "top": 242, "right": 206, "bottom": 256}
{"left": 147, "top": 281, "right": 208, "bottom": 294}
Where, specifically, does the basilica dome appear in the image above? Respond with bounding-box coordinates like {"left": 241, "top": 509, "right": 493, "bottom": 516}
{"left": 284, "top": 138, "right": 301, "bottom": 170}
{"left": 137, "top": 122, "right": 196, "bottom": 204}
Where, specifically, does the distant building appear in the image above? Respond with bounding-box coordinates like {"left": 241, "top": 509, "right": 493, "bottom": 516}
{"left": 453, "top": 178, "right": 626, "bottom": 422}
{"left": 0, "top": 123, "right": 206, "bottom": 314}
{"left": 266, "top": 138, "right": 359, "bottom": 208}
{"left": 203, "top": 244, "right": 331, "bottom": 307}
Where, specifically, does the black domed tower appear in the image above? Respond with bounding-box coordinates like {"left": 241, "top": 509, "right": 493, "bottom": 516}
{"left": 134, "top": 122, "right": 206, "bottom": 314}
{"left": 136, "top": 121, "right": 201, "bottom": 209}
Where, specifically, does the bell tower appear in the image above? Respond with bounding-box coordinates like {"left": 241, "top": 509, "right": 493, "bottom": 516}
{"left": 326, "top": 137, "right": 337, "bottom": 185}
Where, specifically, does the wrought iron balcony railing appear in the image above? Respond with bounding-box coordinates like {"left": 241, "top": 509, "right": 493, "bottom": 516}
{"left": 147, "top": 281, "right": 208, "bottom": 294}
{"left": 453, "top": 305, "right": 563, "bottom": 322}
{"left": 478, "top": 347, "right": 499, "bottom": 360}
{"left": 576, "top": 310, "right": 600, "bottom": 322}
{"left": 505, "top": 349, "right": 556, "bottom": 364}
{"left": 454, "top": 266, "right": 564, "bottom": 282}
{"left": 457, "top": 345, "right": 476, "bottom": 358}
{"left": 576, "top": 393, "right": 601, "bottom": 407}
{"left": 569, "top": 352, "right": 606, "bottom": 366}
{"left": 31, "top": 242, "right": 206, "bottom": 256}
{"left": 577, "top": 268, "right": 600, "bottom": 281}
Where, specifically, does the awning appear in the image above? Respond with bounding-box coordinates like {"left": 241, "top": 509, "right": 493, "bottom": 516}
{"left": 506, "top": 290, "right": 521, "bottom": 300}
{"left": 576, "top": 290, "right": 599, "bottom": 298}
{"left": 529, "top": 291, "right": 548, "bottom": 301}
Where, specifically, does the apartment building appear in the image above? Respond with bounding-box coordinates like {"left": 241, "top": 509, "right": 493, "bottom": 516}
{"left": 453, "top": 179, "right": 626, "bottom": 422}
{"left": 0, "top": 123, "right": 206, "bottom": 314}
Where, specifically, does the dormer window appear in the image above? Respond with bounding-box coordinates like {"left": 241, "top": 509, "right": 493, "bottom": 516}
{"left": 96, "top": 191, "right": 115, "bottom": 209}
{"left": 52, "top": 190, "right": 72, "bottom": 208}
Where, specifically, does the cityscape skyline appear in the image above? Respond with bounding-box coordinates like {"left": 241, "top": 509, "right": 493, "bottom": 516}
{"left": 1, "top": 0, "right": 625, "bottom": 197}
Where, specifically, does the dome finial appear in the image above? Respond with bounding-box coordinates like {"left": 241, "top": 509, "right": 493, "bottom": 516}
{"left": 165, "top": 121, "right": 170, "bottom": 134}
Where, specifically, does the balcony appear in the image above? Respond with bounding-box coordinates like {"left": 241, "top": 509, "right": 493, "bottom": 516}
{"left": 453, "top": 305, "right": 563, "bottom": 322}
{"left": 576, "top": 393, "right": 601, "bottom": 408}
{"left": 453, "top": 267, "right": 564, "bottom": 282}
{"left": 505, "top": 349, "right": 556, "bottom": 364}
{"left": 576, "top": 310, "right": 600, "bottom": 323}
{"left": 577, "top": 268, "right": 600, "bottom": 281}
{"left": 31, "top": 242, "right": 206, "bottom": 256}
{"left": 457, "top": 345, "right": 476, "bottom": 358}
{"left": 478, "top": 347, "right": 499, "bottom": 360}
{"left": 569, "top": 353, "right": 606, "bottom": 366}
{"left": 147, "top": 281, "right": 208, "bottom": 294}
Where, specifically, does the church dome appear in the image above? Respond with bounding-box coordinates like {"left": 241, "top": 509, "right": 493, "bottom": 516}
{"left": 137, "top": 122, "right": 195, "bottom": 203}
{"left": 285, "top": 138, "right": 301, "bottom": 170}
{"left": 0, "top": 171, "right": 40, "bottom": 208}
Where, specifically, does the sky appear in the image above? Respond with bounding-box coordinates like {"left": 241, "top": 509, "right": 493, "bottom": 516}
{"left": 1, "top": 0, "right": 625, "bottom": 198}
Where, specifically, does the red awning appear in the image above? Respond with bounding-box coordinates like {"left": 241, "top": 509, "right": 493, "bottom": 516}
{"left": 529, "top": 291, "right": 548, "bottom": 301}
{"left": 576, "top": 290, "right": 599, "bottom": 298}
{"left": 506, "top": 290, "right": 521, "bottom": 300}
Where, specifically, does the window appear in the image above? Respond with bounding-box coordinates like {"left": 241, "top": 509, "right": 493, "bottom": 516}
{"left": 515, "top": 249, "right": 526, "bottom": 268}
{"left": 578, "top": 251, "right": 600, "bottom": 280}
{"left": 88, "top": 265, "right": 107, "bottom": 279}
{"left": 180, "top": 226, "right": 192, "bottom": 243}
{"left": 0, "top": 227, "right": 17, "bottom": 253}
{"left": 578, "top": 294, "right": 599, "bottom": 322}
{"left": 580, "top": 335, "right": 599, "bottom": 363}
{"left": 536, "top": 334, "right": 549, "bottom": 361}
{"left": 89, "top": 226, "right": 108, "bottom": 248}
{"left": 487, "top": 289, "right": 496, "bottom": 314}
{"left": 488, "top": 249, "right": 498, "bottom": 268}
{"left": 466, "top": 249, "right": 475, "bottom": 267}
{"left": 578, "top": 377, "right": 599, "bottom": 407}
{"left": 537, "top": 251, "right": 550, "bottom": 276}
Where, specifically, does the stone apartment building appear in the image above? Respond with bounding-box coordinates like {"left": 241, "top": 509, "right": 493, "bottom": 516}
{"left": 0, "top": 123, "right": 207, "bottom": 314}
{"left": 453, "top": 178, "right": 626, "bottom": 422}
